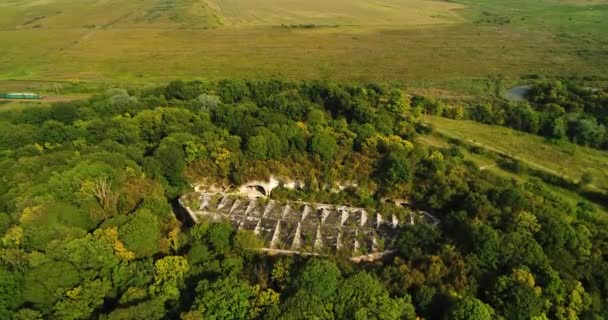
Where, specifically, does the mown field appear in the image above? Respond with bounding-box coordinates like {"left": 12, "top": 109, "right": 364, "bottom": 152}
{"left": 422, "top": 115, "right": 608, "bottom": 191}
{"left": 0, "top": 0, "right": 606, "bottom": 91}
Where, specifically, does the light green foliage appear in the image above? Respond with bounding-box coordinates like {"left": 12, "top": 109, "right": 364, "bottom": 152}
{"left": 271, "top": 258, "right": 293, "bottom": 290}
{"left": 58, "top": 229, "right": 120, "bottom": 279}
{"left": 12, "top": 308, "right": 43, "bottom": 320}
{"left": 247, "top": 135, "right": 268, "bottom": 161}
{"left": 150, "top": 256, "right": 189, "bottom": 301}
{"left": 449, "top": 296, "right": 494, "bottom": 320}
{"left": 119, "top": 209, "right": 161, "bottom": 258}
{"left": 250, "top": 288, "right": 280, "bottom": 318}
{"left": 111, "top": 260, "right": 155, "bottom": 295}
{"left": 134, "top": 109, "right": 163, "bottom": 143}
{"left": 47, "top": 162, "right": 117, "bottom": 207}
{"left": 198, "top": 94, "right": 222, "bottom": 110}
{"left": 310, "top": 130, "right": 338, "bottom": 162}
{"left": 307, "top": 109, "right": 328, "bottom": 127}
{"left": 101, "top": 298, "right": 167, "bottom": 320}
{"left": 233, "top": 229, "right": 265, "bottom": 255}
{"left": 53, "top": 279, "right": 112, "bottom": 320}
{"left": 20, "top": 202, "right": 89, "bottom": 251}
{"left": 487, "top": 269, "right": 547, "bottom": 320}
{"left": 386, "top": 89, "right": 410, "bottom": 114}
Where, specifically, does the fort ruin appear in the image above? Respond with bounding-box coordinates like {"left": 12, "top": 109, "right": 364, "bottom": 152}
{"left": 180, "top": 178, "right": 438, "bottom": 258}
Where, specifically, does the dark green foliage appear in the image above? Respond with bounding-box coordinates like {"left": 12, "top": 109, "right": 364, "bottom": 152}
{"left": 0, "top": 267, "right": 22, "bottom": 319}
{"left": 192, "top": 276, "right": 255, "bottom": 320}
{"left": 334, "top": 272, "right": 412, "bottom": 320}
{"left": 295, "top": 259, "right": 341, "bottom": 299}
{"left": 380, "top": 150, "right": 412, "bottom": 186}
{"left": 23, "top": 261, "right": 81, "bottom": 309}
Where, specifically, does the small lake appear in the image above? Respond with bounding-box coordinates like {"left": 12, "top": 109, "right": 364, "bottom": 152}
{"left": 505, "top": 85, "right": 532, "bottom": 102}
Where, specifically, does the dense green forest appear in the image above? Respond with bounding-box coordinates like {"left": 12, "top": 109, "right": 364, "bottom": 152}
{"left": 1, "top": 80, "right": 607, "bottom": 319}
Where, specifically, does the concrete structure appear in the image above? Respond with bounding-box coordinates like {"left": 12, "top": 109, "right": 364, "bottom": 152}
{"left": 180, "top": 190, "right": 439, "bottom": 257}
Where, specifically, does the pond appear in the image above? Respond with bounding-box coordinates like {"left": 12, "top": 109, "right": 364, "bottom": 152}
{"left": 505, "top": 85, "right": 532, "bottom": 102}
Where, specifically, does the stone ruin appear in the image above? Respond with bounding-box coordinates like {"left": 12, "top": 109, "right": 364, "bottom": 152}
{"left": 180, "top": 186, "right": 439, "bottom": 258}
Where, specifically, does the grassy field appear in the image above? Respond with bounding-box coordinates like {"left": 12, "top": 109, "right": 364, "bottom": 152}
{"left": 418, "top": 132, "right": 607, "bottom": 215}
{"left": 0, "top": 0, "right": 606, "bottom": 91}
{"left": 422, "top": 115, "right": 608, "bottom": 191}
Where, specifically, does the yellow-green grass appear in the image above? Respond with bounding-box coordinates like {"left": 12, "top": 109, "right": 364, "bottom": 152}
{"left": 204, "top": 0, "right": 465, "bottom": 26}
{"left": 0, "top": 100, "right": 46, "bottom": 111}
{"left": 0, "top": 0, "right": 464, "bottom": 29}
{"left": 422, "top": 115, "right": 608, "bottom": 191}
{"left": 0, "top": 0, "right": 156, "bottom": 29}
{"left": 0, "top": 23, "right": 604, "bottom": 84}
{"left": 0, "top": 0, "right": 606, "bottom": 89}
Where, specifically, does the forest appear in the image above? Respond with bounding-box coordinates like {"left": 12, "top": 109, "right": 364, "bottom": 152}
{"left": 1, "top": 80, "right": 607, "bottom": 319}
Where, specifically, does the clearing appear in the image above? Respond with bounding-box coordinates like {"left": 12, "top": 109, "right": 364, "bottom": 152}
{"left": 422, "top": 115, "right": 608, "bottom": 191}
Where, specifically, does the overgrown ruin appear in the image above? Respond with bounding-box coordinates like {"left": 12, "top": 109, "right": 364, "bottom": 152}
{"left": 180, "top": 178, "right": 438, "bottom": 259}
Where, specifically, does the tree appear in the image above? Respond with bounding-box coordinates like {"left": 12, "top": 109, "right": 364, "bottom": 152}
{"left": 23, "top": 260, "right": 82, "bottom": 310}
{"left": 49, "top": 103, "right": 79, "bottom": 124}
{"left": 470, "top": 223, "right": 500, "bottom": 269}
{"left": 53, "top": 279, "right": 112, "bottom": 320}
{"left": 154, "top": 141, "right": 186, "bottom": 187}
{"left": 334, "top": 272, "right": 414, "bottom": 320}
{"left": 119, "top": 209, "right": 161, "bottom": 258}
{"left": 165, "top": 80, "right": 187, "bottom": 100}
{"left": 207, "top": 222, "right": 234, "bottom": 254}
{"left": 218, "top": 80, "right": 251, "bottom": 104}
{"left": 149, "top": 256, "right": 189, "bottom": 302}
{"left": 380, "top": 150, "right": 411, "bottom": 187}
{"left": 246, "top": 135, "right": 268, "bottom": 161}
{"left": 307, "top": 109, "right": 328, "bottom": 127}
{"left": 386, "top": 88, "right": 410, "bottom": 114}
{"left": 192, "top": 276, "right": 255, "bottom": 320}
{"left": 197, "top": 94, "right": 222, "bottom": 110}
{"left": 487, "top": 269, "right": 546, "bottom": 320}
{"left": 309, "top": 130, "right": 338, "bottom": 162}
{"left": 0, "top": 267, "right": 22, "bottom": 319}
{"left": 295, "top": 259, "right": 341, "bottom": 299}
{"left": 448, "top": 296, "right": 494, "bottom": 320}
{"left": 281, "top": 289, "right": 334, "bottom": 319}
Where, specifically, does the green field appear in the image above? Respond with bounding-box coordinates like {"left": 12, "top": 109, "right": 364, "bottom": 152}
{"left": 417, "top": 132, "right": 606, "bottom": 213}
{"left": 0, "top": 0, "right": 606, "bottom": 90}
{"left": 422, "top": 115, "right": 608, "bottom": 191}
